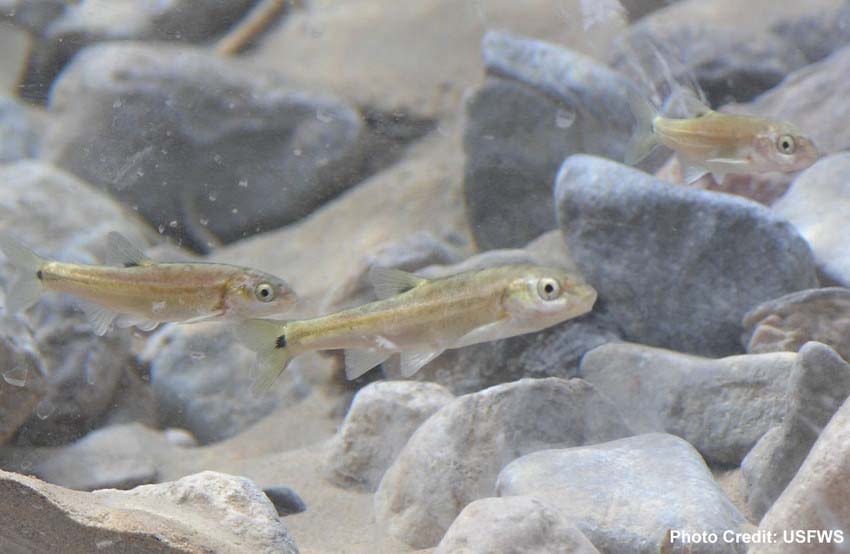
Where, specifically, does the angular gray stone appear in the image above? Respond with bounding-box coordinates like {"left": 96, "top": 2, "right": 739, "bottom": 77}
{"left": 436, "top": 496, "right": 600, "bottom": 554}
{"left": 556, "top": 155, "right": 818, "bottom": 357}
{"left": 743, "top": 287, "right": 850, "bottom": 361}
{"left": 0, "top": 96, "right": 42, "bottom": 162}
{"left": 464, "top": 31, "right": 646, "bottom": 250}
{"left": 742, "top": 342, "right": 850, "bottom": 520}
{"left": 42, "top": 42, "right": 370, "bottom": 250}
{"left": 609, "top": 0, "right": 850, "bottom": 106}
{"left": 33, "top": 423, "right": 164, "bottom": 491}
{"left": 325, "top": 380, "right": 454, "bottom": 491}
{"left": 497, "top": 434, "right": 748, "bottom": 554}
{"left": 752, "top": 393, "right": 850, "bottom": 553}
{"left": 263, "top": 485, "right": 307, "bottom": 517}
{"left": 0, "top": 315, "right": 45, "bottom": 445}
{"left": 773, "top": 153, "right": 850, "bottom": 286}
{"left": 374, "top": 378, "right": 633, "bottom": 549}
{"left": 0, "top": 469, "right": 300, "bottom": 554}
{"left": 580, "top": 342, "right": 794, "bottom": 465}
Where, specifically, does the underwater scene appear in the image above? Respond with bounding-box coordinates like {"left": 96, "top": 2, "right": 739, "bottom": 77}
{"left": 1, "top": 0, "right": 850, "bottom": 553}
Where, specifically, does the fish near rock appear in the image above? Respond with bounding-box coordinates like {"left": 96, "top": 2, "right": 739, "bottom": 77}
{"left": 236, "top": 264, "right": 598, "bottom": 394}
{"left": 0, "top": 231, "right": 296, "bottom": 335}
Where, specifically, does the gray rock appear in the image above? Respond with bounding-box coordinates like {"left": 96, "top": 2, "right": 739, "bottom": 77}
{"left": 742, "top": 342, "right": 850, "bottom": 520}
{"left": 580, "top": 342, "right": 794, "bottom": 465}
{"left": 752, "top": 393, "right": 850, "bottom": 553}
{"left": 0, "top": 469, "right": 300, "bottom": 554}
{"left": 0, "top": 0, "right": 65, "bottom": 33}
{"left": 0, "top": 315, "right": 45, "bottom": 444}
{"left": 263, "top": 485, "right": 307, "bottom": 516}
{"left": 556, "top": 155, "right": 818, "bottom": 357}
{"left": 33, "top": 423, "right": 163, "bottom": 491}
{"left": 497, "top": 433, "right": 748, "bottom": 554}
{"left": 609, "top": 0, "right": 850, "bottom": 106}
{"left": 0, "top": 96, "right": 42, "bottom": 162}
{"left": 374, "top": 378, "right": 632, "bottom": 548}
{"left": 325, "top": 380, "right": 454, "bottom": 491}
{"left": 163, "top": 428, "right": 198, "bottom": 448}
{"left": 743, "top": 287, "right": 850, "bottom": 360}
{"left": 436, "top": 496, "right": 600, "bottom": 554}
{"left": 773, "top": 153, "right": 850, "bottom": 286}
{"left": 17, "top": 0, "right": 257, "bottom": 103}
{"left": 42, "top": 42, "right": 370, "bottom": 250}
{"left": 464, "top": 31, "right": 642, "bottom": 250}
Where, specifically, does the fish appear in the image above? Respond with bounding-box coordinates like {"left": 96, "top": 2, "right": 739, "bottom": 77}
{"left": 625, "top": 88, "right": 820, "bottom": 183}
{"left": 0, "top": 231, "right": 297, "bottom": 335}
{"left": 235, "top": 264, "right": 598, "bottom": 394}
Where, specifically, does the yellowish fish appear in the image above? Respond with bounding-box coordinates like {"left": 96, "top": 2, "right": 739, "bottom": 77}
{"left": 236, "top": 264, "right": 597, "bottom": 394}
{"left": 0, "top": 232, "right": 296, "bottom": 335}
{"left": 626, "top": 89, "right": 820, "bottom": 183}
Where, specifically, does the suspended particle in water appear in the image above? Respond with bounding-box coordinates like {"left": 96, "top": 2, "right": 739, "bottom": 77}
{"left": 157, "top": 224, "right": 165, "bottom": 234}
{"left": 315, "top": 110, "right": 334, "bottom": 123}
{"left": 35, "top": 397, "right": 55, "bottom": 420}
{"left": 85, "top": 364, "right": 97, "bottom": 386}
{"left": 238, "top": 179, "right": 248, "bottom": 188}
{"left": 208, "top": 192, "right": 218, "bottom": 202}
{"left": 555, "top": 108, "right": 576, "bottom": 129}
{"left": 168, "top": 220, "right": 178, "bottom": 228}
{"left": 190, "top": 351, "right": 205, "bottom": 361}
{"left": 3, "top": 366, "right": 27, "bottom": 387}
{"left": 231, "top": 208, "right": 239, "bottom": 214}
{"left": 199, "top": 217, "right": 209, "bottom": 226}
{"left": 293, "top": 148, "right": 302, "bottom": 157}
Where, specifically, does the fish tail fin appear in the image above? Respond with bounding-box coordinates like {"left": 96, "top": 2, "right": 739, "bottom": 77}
{"left": 624, "top": 86, "right": 660, "bottom": 165}
{"left": 0, "top": 234, "right": 48, "bottom": 313}
{"left": 234, "top": 319, "right": 293, "bottom": 396}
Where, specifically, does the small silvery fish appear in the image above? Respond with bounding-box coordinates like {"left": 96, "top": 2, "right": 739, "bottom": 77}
{"left": 626, "top": 89, "right": 820, "bottom": 183}
{"left": 0, "top": 232, "right": 296, "bottom": 335}
{"left": 236, "top": 264, "right": 597, "bottom": 394}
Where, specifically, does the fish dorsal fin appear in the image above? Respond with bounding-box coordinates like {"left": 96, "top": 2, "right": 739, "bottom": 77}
{"left": 663, "top": 87, "right": 711, "bottom": 119}
{"left": 106, "top": 232, "right": 151, "bottom": 268}
{"left": 399, "top": 349, "right": 443, "bottom": 378}
{"left": 368, "top": 267, "right": 428, "bottom": 300}
{"left": 344, "top": 349, "right": 391, "bottom": 380}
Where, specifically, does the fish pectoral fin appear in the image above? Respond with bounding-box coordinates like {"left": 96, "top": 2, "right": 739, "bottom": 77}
{"left": 181, "top": 312, "right": 225, "bottom": 324}
{"left": 78, "top": 301, "right": 118, "bottom": 336}
{"left": 453, "top": 319, "right": 514, "bottom": 348}
{"left": 399, "top": 349, "right": 443, "bottom": 378}
{"left": 344, "top": 349, "right": 392, "bottom": 380}
{"left": 368, "top": 267, "right": 429, "bottom": 300}
{"left": 105, "top": 231, "right": 152, "bottom": 268}
{"left": 115, "top": 315, "right": 160, "bottom": 332}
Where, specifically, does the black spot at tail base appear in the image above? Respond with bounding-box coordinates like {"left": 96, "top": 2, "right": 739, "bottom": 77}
{"left": 36, "top": 270, "right": 43, "bottom": 280}
{"left": 275, "top": 334, "right": 287, "bottom": 349}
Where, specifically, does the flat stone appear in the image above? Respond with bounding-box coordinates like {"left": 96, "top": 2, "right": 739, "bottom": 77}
{"left": 556, "top": 154, "right": 818, "bottom": 357}
{"left": 742, "top": 342, "right": 850, "bottom": 520}
{"left": 581, "top": 342, "right": 794, "bottom": 465}
{"left": 435, "top": 496, "right": 600, "bottom": 554}
{"left": 374, "top": 378, "right": 632, "bottom": 548}
{"left": 325, "top": 381, "right": 454, "bottom": 491}
{"left": 497, "top": 433, "right": 748, "bottom": 554}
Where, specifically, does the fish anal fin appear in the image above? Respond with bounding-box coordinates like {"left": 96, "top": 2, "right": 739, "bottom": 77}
{"left": 106, "top": 232, "right": 151, "bottom": 268}
{"left": 78, "top": 301, "right": 118, "bottom": 336}
{"left": 368, "top": 267, "right": 428, "bottom": 300}
{"left": 344, "top": 349, "right": 391, "bottom": 380}
{"left": 399, "top": 349, "right": 443, "bottom": 378}
{"left": 679, "top": 158, "right": 709, "bottom": 184}
{"left": 115, "top": 315, "right": 160, "bottom": 332}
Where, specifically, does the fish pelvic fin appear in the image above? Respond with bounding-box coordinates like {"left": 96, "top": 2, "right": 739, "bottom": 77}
{"left": 234, "top": 319, "right": 292, "bottom": 396}
{"left": 0, "top": 234, "right": 48, "bottom": 314}
{"left": 624, "top": 86, "right": 660, "bottom": 165}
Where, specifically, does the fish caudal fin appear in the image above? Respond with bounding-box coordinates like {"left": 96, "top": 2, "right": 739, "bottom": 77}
{"left": 624, "top": 86, "right": 660, "bottom": 165}
{"left": 234, "top": 319, "right": 292, "bottom": 396}
{"left": 0, "top": 234, "right": 47, "bottom": 314}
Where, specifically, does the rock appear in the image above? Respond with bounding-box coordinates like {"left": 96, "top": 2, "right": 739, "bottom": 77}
{"left": 17, "top": 0, "right": 258, "bottom": 103}
{"left": 773, "top": 153, "right": 850, "bottom": 286}
{"left": 33, "top": 423, "right": 165, "bottom": 491}
{"left": 42, "top": 42, "right": 371, "bottom": 250}
{"left": 580, "top": 342, "right": 794, "bottom": 465}
{"left": 743, "top": 287, "right": 850, "bottom": 360}
{"left": 497, "top": 433, "right": 748, "bottom": 554}
{"left": 374, "top": 378, "right": 632, "bottom": 548}
{"left": 0, "top": 315, "right": 45, "bottom": 444}
{"left": 742, "top": 342, "right": 850, "bottom": 520}
{"left": 0, "top": 96, "right": 42, "bottom": 161}
{"left": 0, "top": 469, "right": 300, "bottom": 553}
{"left": 0, "top": 0, "right": 65, "bottom": 33}
{"left": 435, "top": 496, "right": 600, "bottom": 554}
{"left": 464, "top": 31, "right": 645, "bottom": 250}
{"left": 609, "top": 0, "right": 850, "bottom": 106}
{"left": 556, "top": 154, "right": 818, "bottom": 357}
{"left": 163, "top": 428, "right": 198, "bottom": 448}
{"left": 326, "top": 381, "right": 453, "bottom": 491}
{"left": 752, "top": 393, "right": 850, "bottom": 553}
{"left": 263, "top": 485, "right": 307, "bottom": 516}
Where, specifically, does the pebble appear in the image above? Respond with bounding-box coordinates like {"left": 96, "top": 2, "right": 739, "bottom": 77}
{"left": 263, "top": 485, "right": 308, "bottom": 517}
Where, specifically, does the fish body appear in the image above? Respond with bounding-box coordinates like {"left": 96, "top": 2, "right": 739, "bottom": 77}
{"left": 0, "top": 232, "right": 296, "bottom": 335}
{"left": 626, "top": 89, "right": 820, "bottom": 183}
{"left": 237, "top": 264, "right": 598, "bottom": 394}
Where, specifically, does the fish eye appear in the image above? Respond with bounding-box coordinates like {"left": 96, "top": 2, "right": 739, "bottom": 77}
{"left": 254, "top": 283, "right": 275, "bottom": 302}
{"left": 777, "top": 135, "right": 796, "bottom": 155}
{"left": 536, "top": 278, "right": 561, "bottom": 301}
